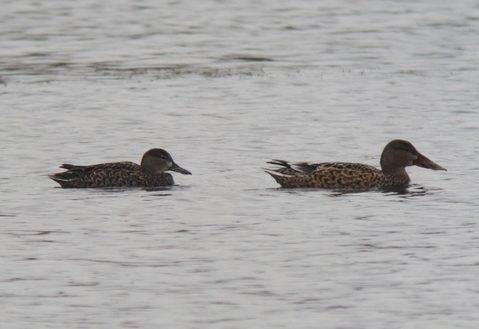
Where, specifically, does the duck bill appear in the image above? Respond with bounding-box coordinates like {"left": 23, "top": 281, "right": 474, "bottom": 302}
{"left": 169, "top": 162, "right": 192, "bottom": 175}
{"left": 414, "top": 153, "right": 447, "bottom": 171}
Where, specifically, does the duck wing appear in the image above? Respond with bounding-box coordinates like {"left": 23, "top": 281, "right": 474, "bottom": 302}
{"left": 49, "top": 162, "right": 140, "bottom": 187}
{"left": 264, "top": 160, "right": 383, "bottom": 188}
{"left": 267, "top": 160, "right": 380, "bottom": 175}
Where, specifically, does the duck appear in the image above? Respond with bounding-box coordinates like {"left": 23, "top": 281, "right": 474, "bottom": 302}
{"left": 264, "top": 139, "right": 446, "bottom": 189}
{"left": 49, "top": 148, "right": 191, "bottom": 188}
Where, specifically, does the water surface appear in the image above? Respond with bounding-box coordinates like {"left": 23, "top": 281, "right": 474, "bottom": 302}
{"left": 1, "top": 1, "right": 478, "bottom": 328}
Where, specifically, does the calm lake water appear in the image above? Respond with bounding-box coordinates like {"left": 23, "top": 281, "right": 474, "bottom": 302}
{"left": 1, "top": 1, "right": 479, "bottom": 328}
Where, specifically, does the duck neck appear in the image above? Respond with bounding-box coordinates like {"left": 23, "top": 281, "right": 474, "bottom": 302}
{"left": 382, "top": 167, "right": 410, "bottom": 184}
{"left": 141, "top": 167, "right": 158, "bottom": 176}
{"left": 140, "top": 158, "right": 161, "bottom": 176}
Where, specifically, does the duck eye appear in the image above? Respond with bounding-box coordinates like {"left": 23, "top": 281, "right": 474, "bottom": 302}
{"left": 402, "top": 146, "right": 418, "bottom": 156}
{"left": 397, "top": 143, "right": 414, "bottom": 153}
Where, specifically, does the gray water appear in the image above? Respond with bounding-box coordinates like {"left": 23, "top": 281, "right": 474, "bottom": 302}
{"left": 1, "top": 1, "right": 479, "bottom": 328}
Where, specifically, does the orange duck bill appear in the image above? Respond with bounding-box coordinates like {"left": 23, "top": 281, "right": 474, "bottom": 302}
{"left": 414, "top": 153, "right": 447, "bottom": 171}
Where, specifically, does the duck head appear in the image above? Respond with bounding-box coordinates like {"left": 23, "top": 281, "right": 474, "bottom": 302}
{"left": 141, "top": 148, "right": 192, "bottom": 175}
{"left": 380, "top": 140, "right": 446, "bottom": 175}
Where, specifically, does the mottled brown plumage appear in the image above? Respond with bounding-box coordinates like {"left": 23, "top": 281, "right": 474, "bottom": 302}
{"left": 49, "top": 148, "right": 191, "bottom": 188}
{"left": 264, "top": 140, "right": 446, "bottom": 189}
